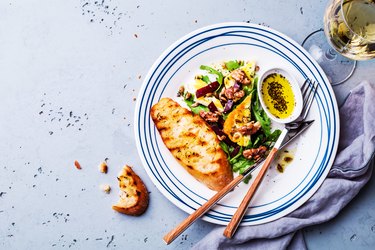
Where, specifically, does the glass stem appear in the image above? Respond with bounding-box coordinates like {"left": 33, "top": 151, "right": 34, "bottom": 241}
{"left": 325, "top": 48, "right": 337, "bottom": 60}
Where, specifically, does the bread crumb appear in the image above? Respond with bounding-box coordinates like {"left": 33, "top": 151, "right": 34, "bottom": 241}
{"left": 98, "top": 162, "right": 108, "bottom": 173}
{"left": 74, "top": 160, "right": 82, "bottom": 170}
{"left": 112, "top": 165, "right": 149, "bottom": 216}
{"left": 100, "top": 184, "right": 111, "bottom": 194}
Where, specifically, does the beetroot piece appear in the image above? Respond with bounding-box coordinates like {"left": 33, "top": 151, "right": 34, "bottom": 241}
{"left": 208, "top": 101, "right": 218, "bottom": 113}
{"left": 195, "top": 81, "right": 220, "bottom": 98}
{"left": 230, "top": 146, "right": 241, "bottom": 158}
{"left": 207, "top": 101, "right": 224, "bottom": 127}
{"left": 210, "top": 124, "right": 225, "bottom": 136}
{"left": 210, "top": 124, "right": 237, "bottom": 147}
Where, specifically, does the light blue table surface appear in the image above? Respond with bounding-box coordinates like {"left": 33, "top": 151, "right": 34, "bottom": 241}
{"left": 1, "top": 0, "right": 374, "bottom": 249}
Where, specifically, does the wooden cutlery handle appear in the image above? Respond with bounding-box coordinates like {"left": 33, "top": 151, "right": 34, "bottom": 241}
{"left": 163, "top": 174, "right": 244, "bottom": 245}
{"left": 223, "top": 147, "right": 279, "bottom": 238}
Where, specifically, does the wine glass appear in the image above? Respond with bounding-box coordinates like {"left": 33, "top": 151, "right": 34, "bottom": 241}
{"left": 302, "top": 0, "right": 375, "bottom": 86}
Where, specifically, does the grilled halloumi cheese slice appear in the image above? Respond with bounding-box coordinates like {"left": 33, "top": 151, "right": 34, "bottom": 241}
{"left": 150, "top": 98, "right": 233, "bottom": 191}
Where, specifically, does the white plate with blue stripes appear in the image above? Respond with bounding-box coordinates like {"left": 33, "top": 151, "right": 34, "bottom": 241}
{"left": 134, "top": 22, "right": 339, "bottom": 225}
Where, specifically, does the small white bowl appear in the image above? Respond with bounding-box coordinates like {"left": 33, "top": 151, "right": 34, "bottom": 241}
{"left": 257, "top": 68, "right": 303, "bottom": 124}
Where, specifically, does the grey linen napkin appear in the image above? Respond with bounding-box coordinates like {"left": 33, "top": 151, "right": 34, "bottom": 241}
{"left": 192, "top": 81, "right": 375, "bottom": 250}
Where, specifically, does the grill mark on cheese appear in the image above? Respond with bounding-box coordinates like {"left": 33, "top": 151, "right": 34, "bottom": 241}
{"left": 150, "top": 98, "right": 233, "bottom": 191}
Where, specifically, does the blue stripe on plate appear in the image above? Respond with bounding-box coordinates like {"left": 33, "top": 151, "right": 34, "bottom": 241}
{"left": 142, "top": 26, "right": 334, "bottom": 220}
{"left": 136, "top": 24, "right": 338, "bottom": 224}
{"left": 155, "top": 42, "right": 325, "bottom": 209}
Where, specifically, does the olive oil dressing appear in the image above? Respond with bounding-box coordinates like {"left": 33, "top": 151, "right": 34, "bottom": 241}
{"left": 261, "top": 73, "right": 296, "bottom": 119}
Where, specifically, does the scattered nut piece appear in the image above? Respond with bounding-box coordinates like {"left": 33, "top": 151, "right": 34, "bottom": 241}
{"left": 99, "top": 162, "right": 108, "bottom": 174}
{"left": 217, "top": 135, "right": 226, "bottom": 141}
{"left": 230, "top": 69, "right": 251, "bottom": 85}
{"left": 199, "top": 110, "right": 219, "bottom": 123}
{"left": 177, "top": 86, "right": 185, "bottom": 97}
{"left": 74, "top": 160, "right": 82, "bottom": 170}
{"left": 184, "top": 92, "right": 192, "bottom": 100}
{"left": 100, "top": 184, "right": 111, "bottom": 194}
{"left": 232, "top": 132, "right": 242, "bottom": 140}
{"left": 243, "top": 146, "right": 267, "bottom": 160}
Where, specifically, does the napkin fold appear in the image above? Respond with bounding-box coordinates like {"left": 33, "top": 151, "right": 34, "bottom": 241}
{"left": 192, "top": 81, "right": 375, "bottom": 250}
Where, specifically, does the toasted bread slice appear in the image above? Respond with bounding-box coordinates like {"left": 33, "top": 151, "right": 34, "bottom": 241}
{"left": 112, "top": 165, "right": 149, "bottom": 216}
{"left": 150, "top": 97, "right": 233, "bottom": 191}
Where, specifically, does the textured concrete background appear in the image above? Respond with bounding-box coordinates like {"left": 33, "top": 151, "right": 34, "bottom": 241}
{"left": 0, "top": 0, "right": 374, "bottom": 249}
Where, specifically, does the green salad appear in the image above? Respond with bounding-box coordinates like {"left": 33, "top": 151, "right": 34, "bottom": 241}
{"left": 178, "top": 60, "right": 281, "bottom": 182}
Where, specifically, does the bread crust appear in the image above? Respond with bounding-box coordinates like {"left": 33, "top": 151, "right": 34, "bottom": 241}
{"left": 112, "top": 165, "right": 149, "bottom": 216}
{"left": 150, "top": 98, "right": 233, "bottom": 191}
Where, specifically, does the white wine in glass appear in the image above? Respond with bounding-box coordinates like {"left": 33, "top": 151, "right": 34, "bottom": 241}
{"left": 324, "top": 0, "right": 375, "bottom": 60}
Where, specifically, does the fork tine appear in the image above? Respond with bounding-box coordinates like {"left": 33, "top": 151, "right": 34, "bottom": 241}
{"left": 300, "top": 78, "right": 310, "bottom": 98}
{"left": 300, "top": 80, "right": 318, "bottom": 120}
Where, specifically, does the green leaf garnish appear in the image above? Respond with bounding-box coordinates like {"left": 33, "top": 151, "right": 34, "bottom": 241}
{"left": 201, "top": 75, "right": 211, "bottom": 84}
{"left": 225, "top": 60, "right": 241, "bottom": 71}
{"left": 200, "top": 65, "right": 224, "bottom": 85}
{"left": 184, "top": 94, "right": 208, "bottom": 114}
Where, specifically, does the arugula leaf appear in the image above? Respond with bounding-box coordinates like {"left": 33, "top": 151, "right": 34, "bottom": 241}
{"left": 268, "top": 129, "right": 282, "bottom": 142}
{"left": 252, "top": 134, "right": 264, "bottom": 148}
{"left": 252, "top": 84, "right": 271, "bottom": 137}
{"left": 201, "top": 75, "right": 211, "bottom": 84}
{"left": 229, "top": 147, "right": 243, "bottom": 165}
{"left": 217, "top": 144, "right": 254, "bottom": 183}
{"left": 232, "top": 156, "right": 254, "bottom": 173}
{"left": 262, "top": 129, "right": 282, "bottom": 148}
{"left": 232, "top": 158, "right": 249, "bottom": 172}
{"left": 232, "top": 156, "right": 254, "bottom": 184}
{"left": 243, "top": 77, "right": 257, "bottom": 95}
{"left": 242, "top": 175, "right": 252, "bottom": 184}
{"left": 200, "top": 65, "right": 224, "bottom": 85}
{"left": 242, "top": 85, "right": 253, "bottom": 96}
{"left": 184, "top": 95, "right": 208, "bottom": 114}
{"left": 253, "top": 109, "right": 271, "bottom": 137}
{"left": 225, "top": 60, "right": 241, "bottom": 71}
{"left": 219, "top": 141, "right": 230, "bottom": 156}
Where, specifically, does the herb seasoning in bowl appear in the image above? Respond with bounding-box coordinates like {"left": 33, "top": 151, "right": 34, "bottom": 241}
{"left": 258, "top": 68, "right": 303, "bottom": 124}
